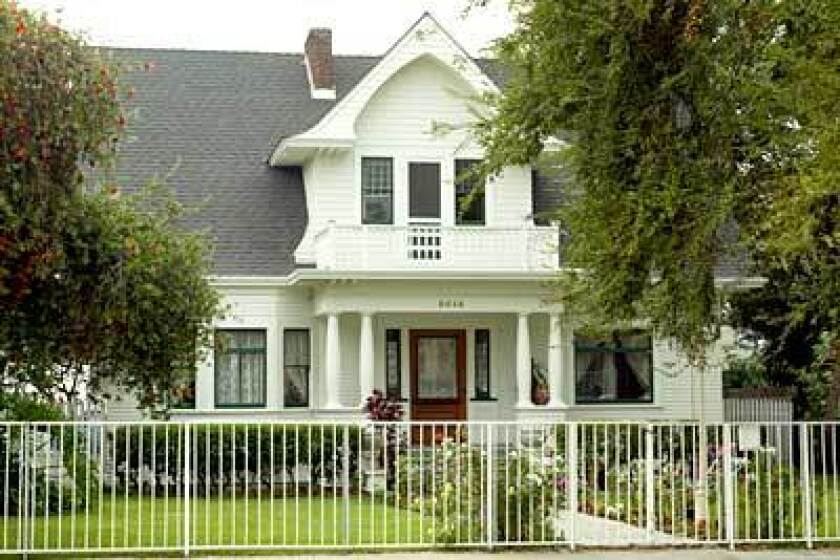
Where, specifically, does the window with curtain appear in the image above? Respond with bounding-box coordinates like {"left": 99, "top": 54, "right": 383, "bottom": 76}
{"left": 574, "top": 329, "right": 653, "bottom": 404}
{"left": 284, "top": 329, "right": 310, "bottom": 407}
{"left": 385, "top": 329, "right": 401, "bottom": 400}
{"left": 361, "top": 157, "right": 393, "bottom": 224}
{"left": 455, "top": 159, "right": 485, "bottom": 225}
{"left": 474, "top": 329, "right": 491, "bottom": 399}
{"left": 214, "top": 329, "right": 266, "bottom": 407}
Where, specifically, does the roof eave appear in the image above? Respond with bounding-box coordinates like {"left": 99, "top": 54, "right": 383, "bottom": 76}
{"left": 269, "top": 136, "right": 355, "bottom": 166}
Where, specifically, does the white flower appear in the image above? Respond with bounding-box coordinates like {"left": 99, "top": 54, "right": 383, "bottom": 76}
{"left": 527, "top": 473, "right": 543, "bottom": 486}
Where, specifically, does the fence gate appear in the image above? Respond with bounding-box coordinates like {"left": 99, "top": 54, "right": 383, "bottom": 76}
{"left": 1, "top": 420, "right": 838, "bottom": 555}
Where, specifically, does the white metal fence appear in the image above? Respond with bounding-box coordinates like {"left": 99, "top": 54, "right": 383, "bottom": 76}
{"left": 1, "top": 420, "right": 838, "bottom": 555}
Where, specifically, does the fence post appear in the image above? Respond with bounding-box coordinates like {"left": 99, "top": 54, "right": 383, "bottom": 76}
{"left": 800, "top": 423, "right": 813, "bottom": 549}
{"left": 645, "top": 424, "right": 655, "bottom": 543}
{"left": 343, "top": 424, "right": 351, "bottom": 545}
{"left": 485, "top": 424, "right": 494, "bottom": 550}
{"left": 723, "top": 424, "right": 735, "bottom": 550}
{"left": 566, "top": 422, "right": 577, "bottom": 550}
{"left": 21, "top": 424, "right": 29, "bottom": 559}
{"left": 183, "top": 423, "right": 191, "bottom": 557}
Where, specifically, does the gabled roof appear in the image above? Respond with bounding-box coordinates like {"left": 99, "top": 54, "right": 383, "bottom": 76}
{"left": 110, "top": 46, "right": 507, "bottom": 276}
{"left": 270, "top": 13, "right": 501, "bottom": 164}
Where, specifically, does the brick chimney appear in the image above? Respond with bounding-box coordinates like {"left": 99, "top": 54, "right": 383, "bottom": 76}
{"left": 304, "top": 28, "right": 336, "bottom": 99}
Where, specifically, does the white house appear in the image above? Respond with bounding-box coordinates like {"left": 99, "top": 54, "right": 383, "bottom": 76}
{"left": 108, "top": 13, "right": 753, "bottom": 424}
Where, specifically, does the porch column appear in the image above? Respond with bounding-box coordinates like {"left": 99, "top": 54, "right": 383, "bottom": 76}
{"left": 516, "top": 312, "right": 531, "bottom": 407}
{"left": 324, "top": 312, "right": 342, "bottom": 409}
{"left": 359, "top": 312, "right": 375, "bottom": 405}
{"left": 548, "top": 312, "right": 563, "bottom": 406}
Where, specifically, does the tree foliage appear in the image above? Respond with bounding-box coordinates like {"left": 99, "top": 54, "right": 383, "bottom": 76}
{"left": 474, "top": 0, "right": 839, "bottom": 366}
{"left": 0, "top": 0, "right": 222, "bottom": 412}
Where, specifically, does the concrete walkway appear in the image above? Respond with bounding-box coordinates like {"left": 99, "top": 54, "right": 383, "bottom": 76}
{"left": 182, "top": 550, "right": 840, "bottom": 560}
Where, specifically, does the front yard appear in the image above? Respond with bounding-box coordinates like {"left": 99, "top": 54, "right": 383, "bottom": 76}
{"left": 0, "top": 495, "right": 423, "bottom": 551}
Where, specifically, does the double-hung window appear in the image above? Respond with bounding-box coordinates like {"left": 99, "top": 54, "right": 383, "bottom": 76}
{"left": 361, "top": 157, "right": 393, "bottom": 224}
{"left": 574, "top": 329, "right": 653, "bottom": 404}
{"left": 455, "top": 159, "right": 485, "bottom": 226}
{"left": 284, "top": 329, "right": 311, "bottom": 407}
{"left": 214, "top": 329, "right": 266, "bottom": 407}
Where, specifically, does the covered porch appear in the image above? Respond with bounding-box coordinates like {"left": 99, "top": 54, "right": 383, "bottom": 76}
{"left": 310, "top": 279, "right": 571, "bottom": 422}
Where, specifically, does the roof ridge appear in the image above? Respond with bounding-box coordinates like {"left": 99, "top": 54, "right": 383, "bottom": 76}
{"left": 99, "top": 45, "right": 384, "bottom": 58}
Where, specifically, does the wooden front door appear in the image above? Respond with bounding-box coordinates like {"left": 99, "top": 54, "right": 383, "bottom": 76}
{"left": 410, "top": 330, "right": 466, "bottom": 442}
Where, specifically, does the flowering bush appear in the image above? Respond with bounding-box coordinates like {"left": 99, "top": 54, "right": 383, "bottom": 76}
{"left": 496, "top": 443, "right": 566, "bottom": 542}
{"left": 363, "top": 390, "right": 404, "bottom": 490}
{"left": 404, "top": 437, "right": 487, "bottom": 544}
{"left": 397, "top": 432, "right": 568, "bottom": 544}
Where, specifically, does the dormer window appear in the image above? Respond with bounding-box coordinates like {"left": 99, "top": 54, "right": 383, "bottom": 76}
{"left": 455, "top": 159, "right": 485, "bottom": 226}
{"left": 361, "top": 157, "right": 394, "bottom": 225}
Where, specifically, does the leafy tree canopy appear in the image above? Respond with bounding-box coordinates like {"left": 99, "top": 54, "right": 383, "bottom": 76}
{"left": 474, "top": 0, "right": 839, "bottom": 366}
{"left": 0, "top": 0, "right": 222, "bottom": 412}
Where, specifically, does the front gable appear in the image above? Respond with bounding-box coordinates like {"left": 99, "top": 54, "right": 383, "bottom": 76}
{"left": 270, "top": 13, "right": 498, "bottom": 165}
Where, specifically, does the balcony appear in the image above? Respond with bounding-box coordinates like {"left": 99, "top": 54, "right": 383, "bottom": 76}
{"left": 311, "top": 223, "right": 560, "bottom": 273}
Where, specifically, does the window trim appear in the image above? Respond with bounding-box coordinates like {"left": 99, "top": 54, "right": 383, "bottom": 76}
{"left": 283, "top": 328, "right": 312, "bottom": 408}
{"left": 213, "top": 328, "right": 267, "bottom": 409}
{"left": 573, "top": 329, "right": 654, "bottom": 405}
{"left": 361, "top": 156, "right": 394, "bottom": 225}
{"left": 454, "top": 158, "right": 486, "bottom": 226}
{"left": 385, "top": 329, "right": 402, "bottom": 400}
{"left": 473, "top": 328, "right": 492, "bottom": 400}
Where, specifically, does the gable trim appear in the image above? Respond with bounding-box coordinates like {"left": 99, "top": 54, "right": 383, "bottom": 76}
{"left": 270, "top": 12, "right": 499, "bottom": 166}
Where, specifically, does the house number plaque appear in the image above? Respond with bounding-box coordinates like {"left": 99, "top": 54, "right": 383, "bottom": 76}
{"left": 438, "top": 299, "right": 465, "bottom": 309}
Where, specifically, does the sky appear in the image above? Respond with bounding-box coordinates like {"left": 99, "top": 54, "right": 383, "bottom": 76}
{"left": 18, "top": 0, "right": 515, "bottom": 57}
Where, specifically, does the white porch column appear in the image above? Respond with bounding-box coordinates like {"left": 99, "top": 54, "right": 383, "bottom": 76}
{"left": 324, "top": 312, "right": 342, "bottom": 409}
{"left": 516, "top": 312, "right": 531, "bottom": 408}
{"left": 359, "top": 312, "right": 375, "bottom": 405}
{"left": 548, "top": 312, "right": 563, "bottom": 407}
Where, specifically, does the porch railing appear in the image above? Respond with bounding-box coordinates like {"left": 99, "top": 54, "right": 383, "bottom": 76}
{"left": 1, "top": 420, "right": 838, "bottom": 555}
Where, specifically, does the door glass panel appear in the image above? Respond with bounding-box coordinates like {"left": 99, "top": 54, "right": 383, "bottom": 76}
{"left": 417, "top": 336, "right": 457, "bottom": 399}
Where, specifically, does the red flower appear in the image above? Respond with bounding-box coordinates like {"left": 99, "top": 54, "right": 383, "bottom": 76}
{"left": 15, "top": 17, "right": 26, "bottom": 36}
{"left": 12, "top": 145, "right": 27, "bottom": 161}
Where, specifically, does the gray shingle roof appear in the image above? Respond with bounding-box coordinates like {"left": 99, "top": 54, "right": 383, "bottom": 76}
{"left": 111, "top": 48, "right": 746, "bottom": 279}
{"left": 111, "top": 49, "right": 379, "bottom": 275}
{"left": 111, "top": 48, "right": 511, "bottom": 276}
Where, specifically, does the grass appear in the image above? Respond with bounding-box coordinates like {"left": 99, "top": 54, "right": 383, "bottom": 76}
{"left": 0, "top": 495, "right": 425, "bottom": 552}
{"left": 2, "top": 479, "right": 838, "bottom": 552}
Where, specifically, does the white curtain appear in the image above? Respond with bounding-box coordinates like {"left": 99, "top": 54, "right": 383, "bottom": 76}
{"left": 284, "top": 330, "right": 310, "bottom": 406}
{"left": 575, "top": 330, "right": 651, "bottom": 402}
{"left": 215, "top": 330, "right": 265, "bottom": 406}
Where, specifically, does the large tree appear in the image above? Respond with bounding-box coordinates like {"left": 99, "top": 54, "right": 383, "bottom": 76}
{"left": 473, "top": 0, "right": 839, "bottom": 369}
{"left": 0, "top": 1, "right": 222, "bottom": 411}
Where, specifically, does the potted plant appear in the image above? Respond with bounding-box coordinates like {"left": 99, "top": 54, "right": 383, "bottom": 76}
{"left": 531, "top": 359, "right": 550, "bottom": 405}
{"left": 362, "top": 390, "right": 404, "bottom": 492}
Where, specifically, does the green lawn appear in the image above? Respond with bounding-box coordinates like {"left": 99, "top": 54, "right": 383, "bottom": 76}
{"left": 1, "top": 495, "right": 426, "bottom": 552}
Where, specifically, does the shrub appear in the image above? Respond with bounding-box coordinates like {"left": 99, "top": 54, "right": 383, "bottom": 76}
{"left": 496, "top": 442, "right": 566, "bottom": 542}
{"left": 399, "top": 437, "right": 486, "bottom": 544}
{"left": 0, "top": 425, "right": 95, "bottom": 516}
{"left": 111, "top": 423, "right": 362, "bottom": 495}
